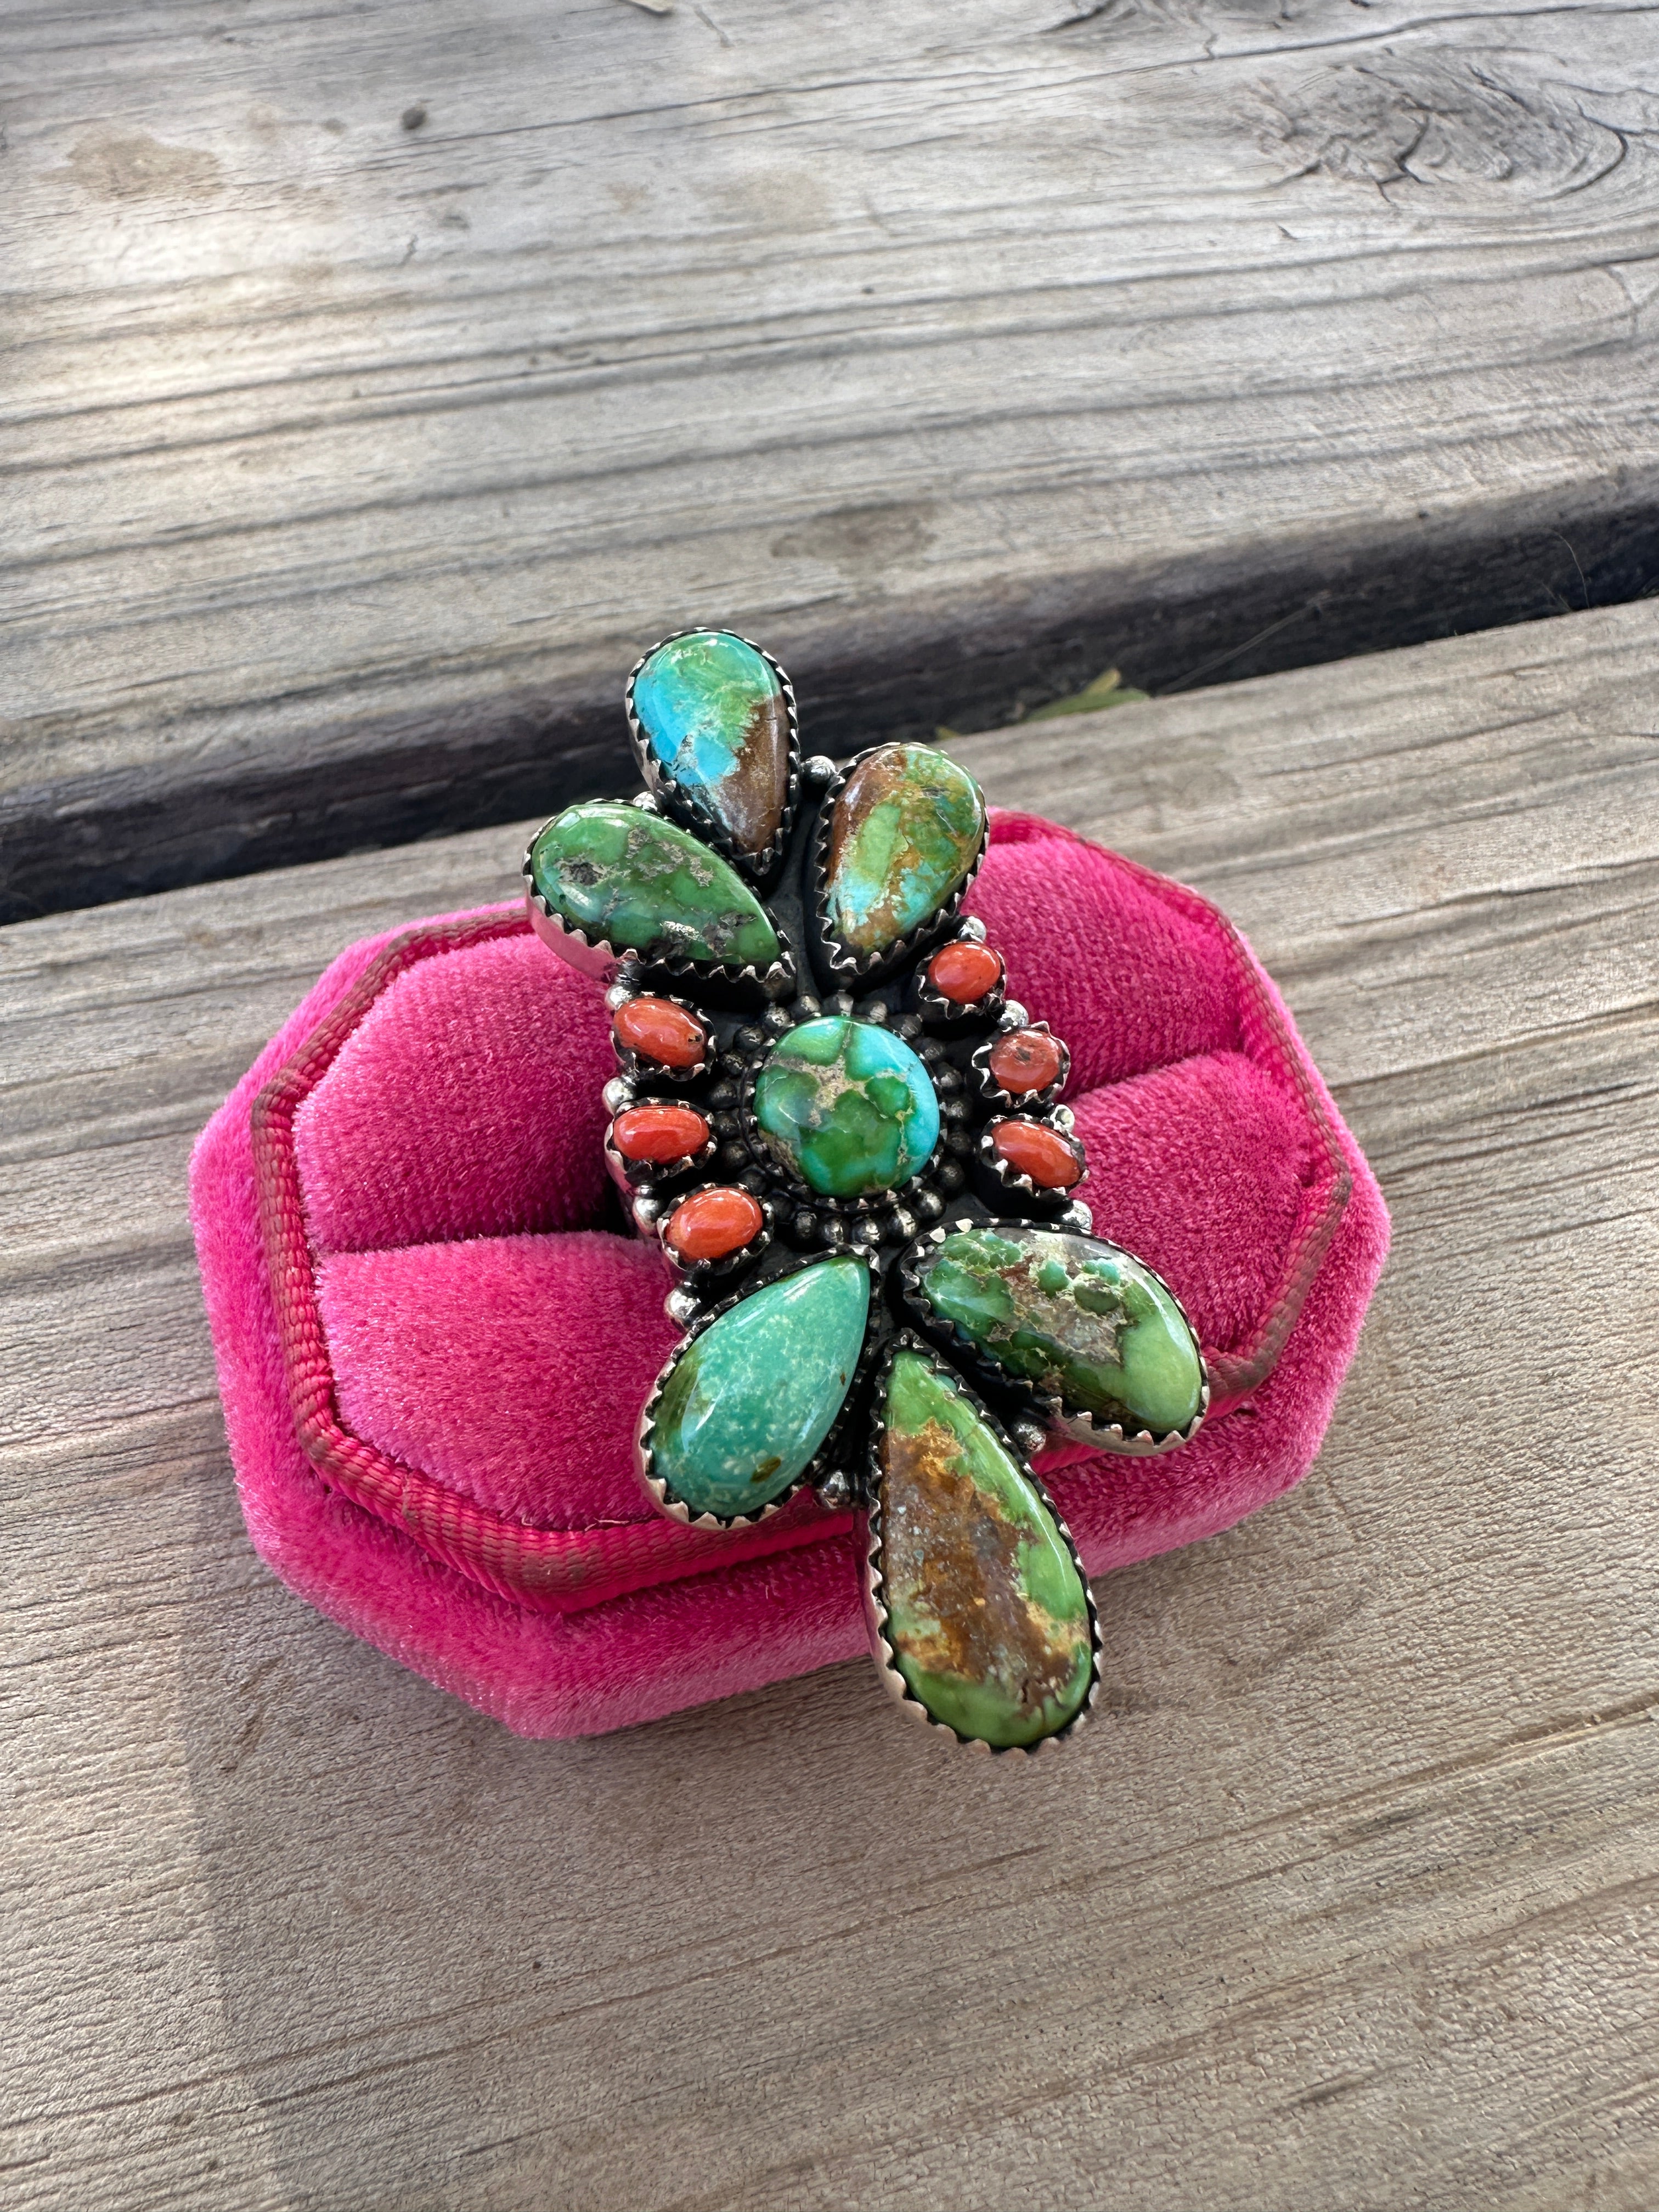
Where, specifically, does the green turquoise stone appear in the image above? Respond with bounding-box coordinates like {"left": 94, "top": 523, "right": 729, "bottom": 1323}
{"left": 825, "top": 743, "right": 986, "bottom": 957}
{"left": 877, "top": 1351, "right": 1093, "bottom": 1748}
{"left": 917, "top": 1224, "right": 1204, "bottom": 1437}
{"left": 651, "top": 1258, "right": 870, "bottom": 1517}
{"left": 753, "top": 1017, "right": 939, "bottom": 1197}
{"left": 632, "top": 630, "right": 791, "bottom": 860}
{"left": 529, "top": 800, "right": 780, "bottom": 968}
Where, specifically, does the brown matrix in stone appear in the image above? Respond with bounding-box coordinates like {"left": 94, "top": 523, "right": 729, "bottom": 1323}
{"left": 882, "top": 1414, "right": 1083, "bottom": 1723}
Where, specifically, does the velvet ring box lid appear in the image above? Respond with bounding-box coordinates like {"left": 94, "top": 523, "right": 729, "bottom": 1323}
{"left": 189, "top": 810, "right": 1389, "bottom": 1740}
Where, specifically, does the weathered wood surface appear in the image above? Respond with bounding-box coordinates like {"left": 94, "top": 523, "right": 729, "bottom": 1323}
{"left": 7, "top": 0, "right": 1659, "bottom": 918}
{"left": 4, "top": 600, "right": 1658, "bottom": 2211}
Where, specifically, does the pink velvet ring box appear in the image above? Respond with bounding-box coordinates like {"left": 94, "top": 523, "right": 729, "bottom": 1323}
{"left": 189, "top": 809, "right": 1389, "bottom": 1739}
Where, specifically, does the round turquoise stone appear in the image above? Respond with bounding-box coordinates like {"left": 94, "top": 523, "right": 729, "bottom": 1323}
{"left": 651, "top": 1257, "right": 870, "bottom": 1517}
{"left": 753, "top": 1017, "right": 940, "bottom": 1197}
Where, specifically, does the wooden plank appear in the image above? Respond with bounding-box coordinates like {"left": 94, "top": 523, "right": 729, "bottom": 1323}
{"left": 3, "top": 599, "right": 1658, "bottom": 2211}
{"left": 7, "top": 0, "right": 1659, "bottom": 917}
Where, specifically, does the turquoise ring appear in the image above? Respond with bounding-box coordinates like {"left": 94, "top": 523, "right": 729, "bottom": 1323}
{"left": 523, "top": 629, "right": 1210, "bottom": 1753}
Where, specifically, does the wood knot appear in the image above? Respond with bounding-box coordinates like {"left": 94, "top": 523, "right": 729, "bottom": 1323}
{"left": 1255, "top": 52, "right": 1629, "bottom": 207}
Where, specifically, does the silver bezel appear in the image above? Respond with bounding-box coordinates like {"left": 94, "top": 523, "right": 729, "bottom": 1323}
{"left": 735, "top": 1018, "right": 954, "bottom": 1224}
{"left": 862, "top": 1331, "right": 1103, "bottom": 1755}
{"left": 608, "top": 984, "right": 712, "bottom": 1086}
{"left": 810, "top": 747, "right": 990, "bottom": 986}
{"left": 969, "top": 1019, "right": 1071, "bottom": 1113}
{"left": 602, "top": 1099, "right": 719, "bottom": 1192}
{"left": 977, "top": 1115, "right": 1088, "bottom": 1205}
{"left": 913, "top": 918, "right": 1007, "bottom": 1028}
{"left": 635, "top": 1251, "right": 879, "bottom": 1529}
{"left": 523, "top": 849, "right": 796, "bottom": 1000}
{"left": 656, "top": 1182, "right": 774, "bottom": 1290}
{"left": 624, "top": 629, "right": 801, "bottom": 887}
{"left": 897, "top": 1219, "right": 1211, "bottom": 1457}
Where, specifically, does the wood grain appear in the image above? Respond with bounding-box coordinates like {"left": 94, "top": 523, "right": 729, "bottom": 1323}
{"left": 7, "top": 0, "right": 1659, "bottom": 916}
{"left": 4, "top": 601, "right": 1658, "bottom": 2210}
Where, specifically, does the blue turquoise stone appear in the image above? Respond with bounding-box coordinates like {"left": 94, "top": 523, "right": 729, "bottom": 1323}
{"left": 651, "top": 1258, "right": 871, "bottom": 1516}
{"left": 753, "top": 1017, "right": 940, "bottom": 1197}
{"left": 825, "top": 743, "right": 986, "bottom": 957}
{"left": 632, "top": 630, "right": 791, "bottom": 860}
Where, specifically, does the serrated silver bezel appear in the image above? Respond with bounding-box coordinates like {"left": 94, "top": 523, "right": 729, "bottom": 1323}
{"left": 969, "top": 1020, "right": 1071, "bottom": 1113}
{"left": 602, "top": 1100, "right": 719, "bottom": 1192}
{"left": 624, "top": 629, "right": 801, "bottom": 887}
{"left": 608, "top": 984, "right": 713, "bottom": 1086}
{"left": 655, "top": 1182, "right": 774, "bottom": 1290}
{"left": 733, "top": 1015, "right": 956, "bottom": 1224}
{"left": 896, "top": 1220, "right": 1210, "bottom": 1457}
{"left": 912, "top": 917, "right": 1008, "bottom": 1028}
{"left": 810, "top": 747, "right": 990, "bottom": 986}
{"left": 635, "top": 1251, "right": 879, "bottom": 1529}
{"left": 862, "top": 1330, "right": 1102, "bottom": 1755}
{"left": 977, "top": 1115, "right": 1089, "bottom": 1205}
{"left": 523, "top": 844, "right": 796, "bottom": 999}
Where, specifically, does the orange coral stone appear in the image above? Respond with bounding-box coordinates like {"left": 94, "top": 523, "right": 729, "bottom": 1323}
{"left": 989, "top": 1028, "right": 1064, "bottom": 1094}
{"left": 611, "top": 1104, "right": 710, "bottom": 1164}
{"left": 613, "top": 996, "right": 707, "bottom": 1070}
{"left": 991, "top": 1119, "right": 1084, "bottom": 1189}
{"left": 927, "top": 940, "right": 1003, "bottom": 1005}
{"left": 664, "top": 1187, "right": 764, "bottom": 1262}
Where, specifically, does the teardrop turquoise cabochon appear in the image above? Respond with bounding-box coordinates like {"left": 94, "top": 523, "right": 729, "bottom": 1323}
{"left": 917, "top": 1224, "right": 1204, "bottom": 1437}
{"left": 632, "top": 630, "right": 791, "bottom": 859}
{"left": 876, "top": 1351, "right": 1093, "bottom": 1747}
{"left": 824, "top": 743, "right": 986, "bottom": 956}
{"left": 651, "top": 1258, "right": 871, "bottom": 1517}
{"left": 529, "top": 799, "right": 780, "bottom": 968}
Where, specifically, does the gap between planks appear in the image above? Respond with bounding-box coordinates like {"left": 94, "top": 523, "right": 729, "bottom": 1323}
{"left": 2, "top": 603, "right": 1657, "bottom": 2212}
{"left": 5, "top": 0, "right": 1659, "bottom": 914}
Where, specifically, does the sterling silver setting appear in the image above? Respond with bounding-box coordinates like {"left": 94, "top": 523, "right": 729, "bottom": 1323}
{"left": 521, "top": 883, "right": 798, "bottom": 1002}
{"left": 809, "top": 749, "right": 990, "bottom": 988}
{"left": 522, "top": 626, "right": 1211, "bottom": 1751}
{"left": 635, "top": 1254, "right": 877, "bottom": 1529}
{"left": 974, "top": 1117, "right": 1089, "bottom": 1208}
{"left": 970, "top": 1019, "right": 1071, "bottom": 1113}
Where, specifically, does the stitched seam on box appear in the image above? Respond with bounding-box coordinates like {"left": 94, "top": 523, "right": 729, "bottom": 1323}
{"left": 249, "top": 836, "right": 1356, "bottom": 1607}
{"left": 250, "top": 912, "right": 850, "bottom": 1616}
{"left": 1065, "top": 838, "right": 1352, "bottom": 1413}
